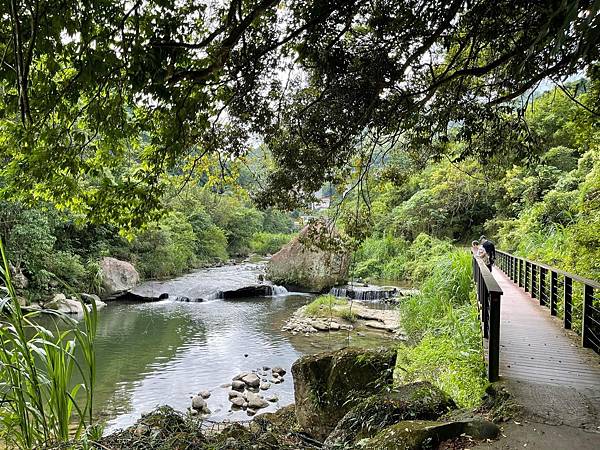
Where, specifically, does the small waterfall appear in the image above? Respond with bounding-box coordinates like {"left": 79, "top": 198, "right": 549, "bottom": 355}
{"left": 353, "top": 289, "right": 393, "bottom": 301}
{"left": 329, "top": 287, "right": 348, "bottom": 297}
{"left": 271, "top": 285, "right": 289, "bottom": 296}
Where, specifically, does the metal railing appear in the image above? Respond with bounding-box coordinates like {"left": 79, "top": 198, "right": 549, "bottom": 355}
{"left": 472, "top": 254, "right": 503, "bottom": 382}
{"left": 496, "top": 250, "right": 600, "bottom": 354}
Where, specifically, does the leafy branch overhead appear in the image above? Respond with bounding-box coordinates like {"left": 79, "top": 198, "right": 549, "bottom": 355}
{"left": 1, "top": 0, "right": 599, "bottom": 226}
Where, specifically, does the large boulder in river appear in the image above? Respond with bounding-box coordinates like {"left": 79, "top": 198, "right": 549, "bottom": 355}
{"left": 292, "top": 347, "right": 396, "bottom": 441}
{"left": 266, "top": 221, "right": 350, "bottom": 292}
{"left": 323, "top": 381, "right": 456, "bottom": 448}
{"left": 100, "top": 257, "right": 140, "bottom": 299}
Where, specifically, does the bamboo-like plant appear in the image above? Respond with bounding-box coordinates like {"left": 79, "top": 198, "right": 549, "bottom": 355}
{"left": 0, "top": 239, "right": 97, "bottom": 449}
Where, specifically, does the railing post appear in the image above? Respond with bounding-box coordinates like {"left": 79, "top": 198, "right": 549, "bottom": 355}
{"left": 539, "top": 267, "right": 547, "bottom": 306}
{"left": 524, "top": 261, "right": 529, "bottom": 292}
{"left": 531, "top": 264, "right": 537, "bottom": 299}
{"left": 518, "top": 259, "right": 523, "bottom": 287}
{"left": 550, "top": 271, "right": 557, "bottom": 316}
{"left": 564, "top": 276, "right": 572, "bottom": 330}
{"left": 488, "top": 291, "right": 501, "bottom": 382}
{"left": 582, "top": 285, "right": 593, "bottom": 348}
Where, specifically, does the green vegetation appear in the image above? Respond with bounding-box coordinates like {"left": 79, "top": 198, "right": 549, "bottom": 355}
{"left": 304, "top": 295, "right": 357, "bottom": 323}
{"left": 250, "top": 232, "right": 295, "bottom": 256}
{"left": 0, "top": 184, "right": 297, "bottom": 301}
{"left": 395, "top": 246, "right": 486, "bottom": 407}
{"left": 0, "top": 241, "right": 97, "bottom": 449}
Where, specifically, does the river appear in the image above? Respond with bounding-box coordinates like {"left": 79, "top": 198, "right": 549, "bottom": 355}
{"left": 86, "top": 263, "right": 397, "bottom": 432}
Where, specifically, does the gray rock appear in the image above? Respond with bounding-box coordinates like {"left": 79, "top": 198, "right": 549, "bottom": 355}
{"left": 262, "top": 366, "right": 271, "bottom": 371}
{"left": 100, "top": 257, "right": 140, "bottom": 299}
{"left": 231, "top": 380, "right": 246, "bottom": 391}
{"left": 246, "top": 392, "right": 269, "bottom": 409}
{"left": 266, "top": 220, "right": 350, "bottom": 292}
{"left": 267, "top": 395, "right": 279, "bottom": 403}
{"left": 199, "top": 390, "right": 211, "bottom": 399}
{"left": 260, "top": 382, "right": 271, "bottom": 390}
{"left": 230, "top": 397, "right": 245, "bottom": 407}
{"left": 272, "top": 366, "right": 286, "bottom": 376}
{"left": 246, "top": 408, "right": 256, "bottom": 416}
{"left": 44, "top": 296, "right": 85, "bottom": 314}
{"left": 232, "top": 372, "right": 249, "bottom": 381}
{"left": 191, "top": 395, "right": 206, "bottom": 410}
{"left": 220, "top": 383, "right": 232, "bottom": 389}
{"left": 241, "top": 373, "right": 260, "bottom": 388}
{"left": 228, "top": 390, "right": 242, "bottom": 399}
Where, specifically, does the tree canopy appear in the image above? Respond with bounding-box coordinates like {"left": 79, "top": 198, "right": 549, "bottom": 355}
{"left": 1, "top": 0, "right": 599, "bottom": 227}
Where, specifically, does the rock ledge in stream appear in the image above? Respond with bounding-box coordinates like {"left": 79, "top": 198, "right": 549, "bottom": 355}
{"left": 282, "top": 302, "right": 405, "bottom": 337}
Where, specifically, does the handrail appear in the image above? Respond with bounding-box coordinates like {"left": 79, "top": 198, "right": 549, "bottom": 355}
{"left": 472, "top": 253, "right": 503, "bottom": 382}
{"left": 496, "top": 249, "right": 600, "bottom": 354}
{"left": 496, "top": 250, "right": 600, "bottom": 289}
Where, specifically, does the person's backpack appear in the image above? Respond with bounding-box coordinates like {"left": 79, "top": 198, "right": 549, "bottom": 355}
{"left": 482, "top": 240, "right": 496, "bottom": 264}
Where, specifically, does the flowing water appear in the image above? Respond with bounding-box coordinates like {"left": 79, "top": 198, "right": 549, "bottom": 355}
{"left": 81, "top": 263, "right": 397, "bottom": 432}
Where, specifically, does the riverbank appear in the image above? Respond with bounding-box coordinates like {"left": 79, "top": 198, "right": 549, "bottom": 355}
{"left": 73, "top": 347, "right": 503, "bottom": 450}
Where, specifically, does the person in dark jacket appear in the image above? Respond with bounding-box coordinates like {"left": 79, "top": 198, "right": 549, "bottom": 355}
{"left": 479, "top": 235, "right": 496, "bottom": 271}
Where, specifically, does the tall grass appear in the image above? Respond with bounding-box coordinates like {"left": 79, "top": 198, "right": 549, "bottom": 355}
{"left": 395, "top": 247, "right": 487, "bottom": 407}
{"left": 0, "top": 239, "right": 97, "bottom": 449}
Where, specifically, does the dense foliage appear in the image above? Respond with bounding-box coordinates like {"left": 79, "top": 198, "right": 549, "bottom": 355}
{"left": 0, "top": 186, "right": 296, "bottom": 300}
{"left": 343, "top": 73, "right": 599, "bottom": 282}
{"left": 1, "top": 1, "right": 598, "bottom": 225}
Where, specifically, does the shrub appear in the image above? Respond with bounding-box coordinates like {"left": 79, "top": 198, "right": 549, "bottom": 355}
{"left": 188, "top": 209, "right": 228, "bottom": 262}
{"left": 250, "top": 232, "right": 294, "bottom": 255}
{"left": 133, "top": 212, "right": 197, "bottom": 279}
{"left": 304, "top": 295, "right": 357, "bottom": 322}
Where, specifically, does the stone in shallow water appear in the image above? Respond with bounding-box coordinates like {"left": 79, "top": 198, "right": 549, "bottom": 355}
{"left": 230, "top": 397, "right": 245, "bottom": 407}
{"left": 232, "top": 372, "right": 249, "bottom": 381}
{"left": 272, "top": 366, "right": 286, "bottom": 376}
{"left": 260, "top": 382, "right": 271, "bottom": 390}
{"left": 231, "top": 380, "right": 245, "bottom": 391}
{"left": 228, "top": 390, "right": 242, "bottom": 399}
{"left": 198, "top": 390, "right": 211, "bottom": 399}
{"left": 246, "top": 392, "right": 269, "bottom": 409}
{"left": 191, "top": 395, "right": 206, "bottom": 410}
{"left": 242, "top": 373, "right": 260, "bottom": 388}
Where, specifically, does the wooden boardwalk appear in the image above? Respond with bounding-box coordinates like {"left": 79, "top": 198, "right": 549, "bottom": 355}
{"left": 493, "top": 268, "right": 600, "bottom": 387}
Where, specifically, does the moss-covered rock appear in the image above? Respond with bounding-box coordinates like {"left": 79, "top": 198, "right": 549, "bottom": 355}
{"left": 356, "top": 418, "right": 500, "bottom": 449}
{"left": 292, "top": 347, "right": 396, "bottom": 441}
{"left": 324, "top": 381, "right": 456, "bottom": 448}
{"left": 357, "top": 420, "right": 463, "bottom": 449}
